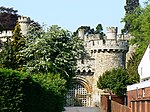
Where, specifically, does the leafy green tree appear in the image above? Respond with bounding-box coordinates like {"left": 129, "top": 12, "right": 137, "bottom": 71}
{"left": 126, "top": 54, "right": 140, "bottom": 84}
{"left": 123, "top": 0, "right": 139, "bottom": 33}
{"left": 97, "top": 67, "right": 128, "bottom": 96}
{"left": 122, "top": 2, "right": 150, "bottom": 83}
{"left": 22, "top": 25, "right": 83, "bottom": 81}
{"left": 0, "top": 22, "right": 25, "bottom": 70}
{"left": 95, "top": 24, "right": 102, "bottom": 33}
{"left": 125, "top": 0, "right": 139, "bottom": 14}
{"left": 95, "top": 24, "right": 105, "bottom": 37}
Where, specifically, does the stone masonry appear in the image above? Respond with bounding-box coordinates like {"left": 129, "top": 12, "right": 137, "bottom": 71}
{"left": 74, "top": 26, "right": 129, "bottom": 107}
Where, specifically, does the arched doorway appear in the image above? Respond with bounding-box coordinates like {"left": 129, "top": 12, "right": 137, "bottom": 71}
{"left": 66, "top": 76, "right": 91, "bottom": 107}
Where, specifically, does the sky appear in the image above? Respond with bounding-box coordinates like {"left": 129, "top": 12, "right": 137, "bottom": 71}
{"left": 0, "top": 0, "right": 146, "bottom": 33}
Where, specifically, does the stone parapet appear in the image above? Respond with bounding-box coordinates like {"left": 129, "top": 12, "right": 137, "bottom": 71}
{"left": 0, "top": 30, "right": 13, "bottom": 37}
{"left": 106, "top": 27, "right": 117, "bottom": 40}
{"left": 89, "top": 40, "right": 128, "bottom": 53}
{"left": 18, "top": 16, "right": 30, "bottom": 23}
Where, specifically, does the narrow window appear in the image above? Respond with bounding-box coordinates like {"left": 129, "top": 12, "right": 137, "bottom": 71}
{"left": 142, "top": 88, "right": 145, "bottom": 97}
{"left": 92, "top": 41, "right": 94, "bottom": 46}
{"left": 81, "top": 59, "right": 84, "bottom": 64}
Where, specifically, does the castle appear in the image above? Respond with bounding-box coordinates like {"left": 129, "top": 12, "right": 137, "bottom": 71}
{"left": 0, "top": 16, "right": 30, "bottom": 39}
{"left": 66, "top": 26, "right": 129, "bottom": 107}
{"left": 0, "top": 16, "right": 129, "bottom": 107}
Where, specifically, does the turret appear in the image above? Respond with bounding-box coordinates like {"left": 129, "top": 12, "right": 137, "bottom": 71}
{"left": 78, "top": 28, "right": 85, "bottom": 40}
{"left": 18, "top": 16, "right": 30, "bottom": 35}
{"left": 106, "top": 27, "right": 117, "bottom": 40}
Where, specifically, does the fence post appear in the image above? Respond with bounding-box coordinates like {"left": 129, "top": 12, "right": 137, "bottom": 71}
{"left": 108, "top": 95, "right": 111, "bottom": 112}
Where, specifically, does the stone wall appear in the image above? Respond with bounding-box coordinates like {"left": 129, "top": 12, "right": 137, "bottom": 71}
{"left": 76, "top": 26, "right": 129, "bottom": 106}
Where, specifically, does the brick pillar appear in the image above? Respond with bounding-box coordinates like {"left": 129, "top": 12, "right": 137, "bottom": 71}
{"left": 139, "top": 101, "right": 142, "bottom": 112}
{"left": 145, "top": 101, "right": 148, "bottom": 112}
{"left": 135, "top": 102, "right": 137, "bottom": 112}
{"left": 131, "top": 102, "right": 133, "bottom": 112}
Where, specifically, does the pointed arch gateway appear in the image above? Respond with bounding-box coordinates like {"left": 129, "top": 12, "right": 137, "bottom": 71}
{"left": 66, "top": 76, "right": 92, "bottom": 107}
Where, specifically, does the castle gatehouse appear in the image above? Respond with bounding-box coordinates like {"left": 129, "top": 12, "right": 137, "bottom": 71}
{"left": 66, "top": 26, "right": 129, "bottom": 107}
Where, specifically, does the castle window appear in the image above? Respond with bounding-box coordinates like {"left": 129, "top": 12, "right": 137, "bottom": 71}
{"left": 82, "top": 70, "right": 86, "bottom": 75}
{"left": 87, "top": 70, "right": 91, "bottom": 75}
{"left": 77, "top": 70, "right": 81, "bottom": 75}
{"left": 81, "top": 59, "right": 84, "bottom": 64}
{"left": 92, "top": 41, "right": 94, "bottom": 46}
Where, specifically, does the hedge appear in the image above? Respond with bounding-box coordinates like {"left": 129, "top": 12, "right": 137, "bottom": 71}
{"left": 0, "top": 68, "right": 66, "bottom": 112}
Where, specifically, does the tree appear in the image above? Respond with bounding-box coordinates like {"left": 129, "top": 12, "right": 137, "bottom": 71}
{"left": 95, "top": 24, "right": 105, "bottom": 37}
{"left": 0, "top": 22, "right": 25, "bottom": 70}
{"left": 95, "top": 24, "right": 102, "bottom": 33}
{"left": 122, "top": 2, "right": 150, "bottom": 83}
{"left": 123, "top": 0, "right": 139, "bottom": 33}
{"left": 0, "top": 6, "right": 18, "bottom": 30}
{"left": 125, "top": 0, "right": 139, "bottom": 14}
{"left": 21, "top": 25, "right": 84, "bottom": 81}
{"left": 97, "top": 68, "right": 128, "bottom": 96}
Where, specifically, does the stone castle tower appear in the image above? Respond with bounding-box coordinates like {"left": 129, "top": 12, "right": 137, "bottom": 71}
{"left": 18, "top": 16, "right": 30, "bottom": 35}
{"left": 66, "top": 26, "right": 128, "bottom": 107}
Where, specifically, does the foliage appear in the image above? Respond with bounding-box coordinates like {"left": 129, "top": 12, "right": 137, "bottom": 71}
{"left": 126, "top": 54, "right": 140, "bottom": 84}
{"left": 95, "top": 24, "right": 105, "bottom": 36}
{"left": 0, "top": 68, "right": 66, "bottom": 112}
{"left": 97, "top": 67, "right": 128, "bottom": 96}
{"left": 122, "top": 2, "right": 150, "bottom": 83}
{"left": 22, "top": 25, "right": 84, "bottom": 81}
{"left": 123, "top": 0, "right": 139, "bottom": 33}
{"left": 74, "top": 24, "right": 105, "bottom": 36}
{"left": 0, "top": 6, "right": 18, "bottom": 30}
{"left": 0, "top": 22, "right": 25, "bottom": 70}
{"left": 124, "top": 0, "right": 139, "bottom": 14}
{"left": 0, "top": 68, "right": 27, "bottom": 112}
{"left": 31, "top": 73, "right": 67, "bottom": 112}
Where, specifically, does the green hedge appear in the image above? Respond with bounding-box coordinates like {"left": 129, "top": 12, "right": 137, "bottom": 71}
{"left": 0, "top": 68, "right": 66, "bottom": 112}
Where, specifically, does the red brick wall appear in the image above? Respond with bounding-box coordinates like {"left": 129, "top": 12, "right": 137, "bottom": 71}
{"left": 111, "top": 100, "right": 131, "bottom": 112}
{"left": 130, "top": 101, "right": 150, "bottom": 112}
{"left": 127, "top": 86, "right": 150, "bottom": 112}
{"left": 127, "top": 86, "right": 150, "bottom": 107}
{"left": 144, "top": 87, "right": 150, "bottom": 98}
{"left": 101, "top": 95, "right": 130, "bottom": 112}
{"left": 101, "top": 95, "right": 108, "bottom": 112}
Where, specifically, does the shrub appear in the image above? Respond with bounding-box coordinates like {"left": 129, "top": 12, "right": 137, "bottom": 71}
{"left": 97, "top": 67, "right": 128, "bottom": 96}
{"left": 0, "top": 68, "right": 26, "bottom": 111}
{"left": 0, "top": 68, "right": 66, "bottom": 112}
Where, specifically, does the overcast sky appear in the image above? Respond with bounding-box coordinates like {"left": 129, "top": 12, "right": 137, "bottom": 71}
{"left": 0, "top": 0, "right": 146, "bottom": 33}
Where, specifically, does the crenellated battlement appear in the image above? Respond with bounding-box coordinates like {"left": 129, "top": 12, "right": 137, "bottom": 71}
{"left": 84, "top": 34, "right": 102, "bottom": 41}
{"left": 89, "top": 39, "right": 128, "bottom": 53}
{"left": 106, "top": 26, "right": 117, "bottom": 40}
{"left": 84, "top": 37, "right": 128, "bottom": 52}
{"left": 18, "top": 16, "right": 30, "bottom": 23}
{"left": 0, "top": 30, "right": 13, "bottom": 37}
{"left": 106, "top": 27, "right": 117, "bottom": 33}
{"left": 80, "top": 26, "right": 128, "bottom": 53}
